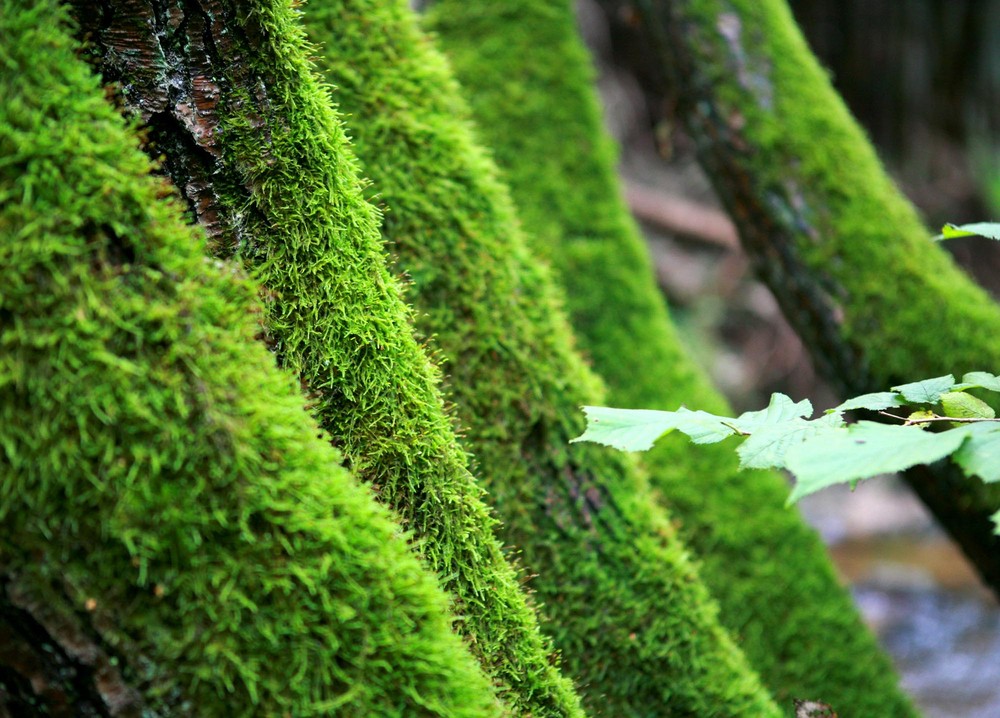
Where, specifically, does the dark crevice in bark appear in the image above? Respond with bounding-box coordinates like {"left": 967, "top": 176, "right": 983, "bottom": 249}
{"left": 0, "top": 575, "right": 146, "bottom": 718}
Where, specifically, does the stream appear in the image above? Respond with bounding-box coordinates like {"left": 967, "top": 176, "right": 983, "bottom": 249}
{"left": 801, "top": 481, "right": 1000, "bottom": 717}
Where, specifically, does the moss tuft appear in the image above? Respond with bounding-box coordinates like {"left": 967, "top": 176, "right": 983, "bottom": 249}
{"left": 64, "top": 0, "right": 594, "bottom": 713}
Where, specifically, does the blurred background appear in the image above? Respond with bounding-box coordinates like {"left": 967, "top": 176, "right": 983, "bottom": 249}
{"left": 577, "top": 0, "right": 1000, "bottom": 715}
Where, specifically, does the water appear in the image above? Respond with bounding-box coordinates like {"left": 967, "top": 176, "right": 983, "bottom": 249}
{"left": 801, "top": 481, "right": 1000, "bottom": 717}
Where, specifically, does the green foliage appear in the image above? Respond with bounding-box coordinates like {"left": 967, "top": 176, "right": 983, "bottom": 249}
{"left": 577, "top": 373, "right": 1000, "bottom": 530}
{"left": 936, "top": 222, "right": 1000, "bottom": 240}
{"left": 0, "top": 2, "right": 503, "bottom": 714}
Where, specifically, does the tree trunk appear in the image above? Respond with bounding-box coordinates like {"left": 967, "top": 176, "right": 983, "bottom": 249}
{"left": 303, "top": 0, "right": 787, "bottom": 715}
{"left": 426, "top": 0, "right": 918, "bottom": 714}
{"left": 595, "top": 0, "right": 1000, "bottom": 595}
{"left": 0, "top": 2, "right": 503, "bottom": 715}
{"left": 63, "top": 0, "right": 585, "bottom": 714}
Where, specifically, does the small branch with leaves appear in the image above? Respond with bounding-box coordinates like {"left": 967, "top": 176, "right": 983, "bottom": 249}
{"left": 574, "top": 371, "right": 1000, "bottom": 533}
{"left": 575, "top": 222, "right": 1000, "bottom": 531}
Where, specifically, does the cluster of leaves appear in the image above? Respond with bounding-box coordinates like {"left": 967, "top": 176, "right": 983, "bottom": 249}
{"left": 574, "top": 372, "right": 1000, "bottom": 529}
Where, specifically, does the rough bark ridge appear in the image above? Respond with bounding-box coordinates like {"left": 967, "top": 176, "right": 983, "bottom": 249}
{"left": 304, "top": 0, "right": 786, "bottom": 715}
{"left": 65, "top": 0, "right": 583, "bottom": 714}
{"left": 426, "top": 1, "right": 918, "bottom": 714}
{"left": 0, "top": 2, "right": 503, "bottom": 715}
{"left": 593, "top": 0, "right": 1000, "bottom": 594}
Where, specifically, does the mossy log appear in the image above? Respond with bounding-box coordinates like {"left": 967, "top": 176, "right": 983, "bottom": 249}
{"left": 303, "top": 0, "right": 787, "bottom": 715}
{"left": 588, "top": 0, "right": 1000, "bottom": 594}
{"left": 427, "top": 1, "right": 918, "bottom": 715}
{"left": 0, "top": 2, "right": 504, "bottom": 715}
{"left": 62, "top": 0, "right": 584, "bottom": 714}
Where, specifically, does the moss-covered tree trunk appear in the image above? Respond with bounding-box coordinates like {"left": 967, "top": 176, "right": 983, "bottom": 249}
{"left": 60, "top": 0, "right": 589, "bottom": 714}
{"left": 301, "top": 1, "right": 807, "bottom": 715}
{"left": 589, "top": 0, "right": 1000, "bottom": 593}
{"left": 425, "top": 1, "right": 917, "bottom": 714}
{"left": 0, "top": 2, "right": 504, "bottom": 715}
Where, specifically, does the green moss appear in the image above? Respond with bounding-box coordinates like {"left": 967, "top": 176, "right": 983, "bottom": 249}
{"left": 304, "top": 0, "right": 787, "bottom": 715}
{"left": 427, "top": 1, "right": 918, "bottom": 715}
{"left": 0, "top": 3, "right": 503, "bottom": 716}
{"left": 65, "top": 0, "right": 592, "bottom": 713}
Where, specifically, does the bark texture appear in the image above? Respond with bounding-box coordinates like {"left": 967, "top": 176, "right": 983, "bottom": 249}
{"left": 427, "top": 1, "right": 918, "bottom": 715}
{"left": 0, "top": 2, "right": 503, "bottom": 715}
{"left": 304, "top": 0, "right": 788, "bottom": 715}
{"left": 65, "top": 0, "right": 584, "bottom": 714}
{"left": 592, "top": 0, "right": 1000, "bottom": 594}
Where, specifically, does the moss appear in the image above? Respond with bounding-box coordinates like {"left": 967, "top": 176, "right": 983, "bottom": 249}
{"left": 66, "top": 0, "right": 590, "bottom": 713}
{"left": 427, "top": 1, "right": 918, "bottom": 715}
{"left": 303, "top": 0, "right": 788, "bottom": 715}
{"left": 0, "top": 2, "right": 504, "bottom": 716}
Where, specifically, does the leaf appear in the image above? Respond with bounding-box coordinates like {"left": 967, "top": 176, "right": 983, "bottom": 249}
{"left": 572, "top": 406, "right": 680, "bottom": 451}
{"left": 952, "top": 423, "right": 1000, "bottom": 482}
{"left": 992, "top": 510, "right": 1000, "bottom": 536}
{"left": 937, "top": 222, "right": 1000, "bottom": 241}
{"left": 939, "top": 391, "right": 995, "bottom": 420}
{"left": 730, "top": 393, "right": 813, "bottom": 432}
{"left": 828, "top": 391, "right": 905, "bottom": 414}
{"left": 736, "top": 415, "right": 843, "bottom": 470}
{"left": 959, "top": 371, "right": 1000, "bottom": 394}
{"left": 890, "top": 375, "right": 955, "bottom": 404}
{"left": 786, "top": 422, "right": 972, "bottom": 502}
{"left": 672, "top": 407, "right": 741, "bottom": 444}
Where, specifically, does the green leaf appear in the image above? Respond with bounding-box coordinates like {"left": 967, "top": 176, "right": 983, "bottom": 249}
{"left": 939, "top": 391, "right": 996, "bottom": 420}
{"left": 891, "top": 375, "right": 955, "bottom": 404}
{"left": 937, "top": 222, "right": 1000, "bottom": 241}
{"left": 731, "top": 393, "right": 813, "bottom": 432}
{"left": 786, "top": 421, "right": 972, "bottom": 502}
{"left": 671, "top": 407, "right": 741, "bottom": 444}
{"left": 828, "top": 391, "right": 905, "bottom": 414}
{"left": 736, "top": 414, "right": 843, "bottom": 470}
{"left": 959, "top": 371, "right": 1000, "bottom": 394}
{"left": 992, "top": 510, "right": 1000, "bottom": 536}
{"left": 572, "top": 406, "right": 680, "bottom": 451}
{"left": 953, "top": 423, "right": 1000, "bottom": 482}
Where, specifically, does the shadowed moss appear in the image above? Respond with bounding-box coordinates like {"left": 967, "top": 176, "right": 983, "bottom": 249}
{"left": 304, "top": 0, "right": 787, "bottom": 715}
{"left": 427, "top": 0, "right": 918, "bottom": 715}
{"left": 65, "top": 0, "right": 587, "bottom": 714}
{"left": 0, "top": 3, "right": 504, "bottom": 716}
